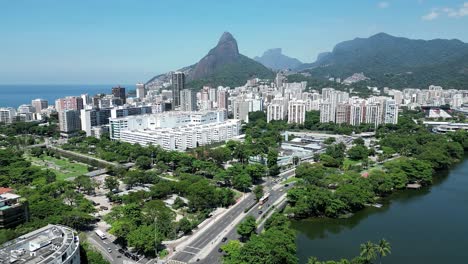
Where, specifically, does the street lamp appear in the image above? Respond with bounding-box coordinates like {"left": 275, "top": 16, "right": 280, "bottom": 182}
{"left": 154, "top": 216, "right": 158, "bottom": 258}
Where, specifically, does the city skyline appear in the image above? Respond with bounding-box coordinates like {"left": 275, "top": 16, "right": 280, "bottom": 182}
{"left": 1, "top": 0, "right": 468, "bottom": 84}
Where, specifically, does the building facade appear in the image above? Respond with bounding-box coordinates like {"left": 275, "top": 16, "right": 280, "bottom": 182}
{"left": 0, "top": 190, "right": 29, "bottom": 229}
{"left": 171, "top": 72, "right": 185, "bottom": 108}
{"left": 111, "top": 86, "right": 126, "bottom": 104}
{"left": 0, "top": 224, "right": 80, "bottom": 264}
{"left": 180, "top": 89, "right": 197, "bottom": 111}
{"left": 58, "top": 110, "right": 81, "bottom": 136}
{"left": 31, "top": 99, "right": 48, "bottom": 113}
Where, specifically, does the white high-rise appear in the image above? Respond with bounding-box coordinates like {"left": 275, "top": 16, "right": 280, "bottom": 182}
{"left": 288, "top": 100, "right": 306, "bottom": 124}
{"left": 136, "top": 83, "right": 146, "bottom": 100}
{"left": 267, "top": 96, "right": 287, "bottom": 123}
{"left": 383, "top": 99, "right": 398, "bottom": 124}
{"left": 0, "top": 107, "right": 16, "bottom": 124}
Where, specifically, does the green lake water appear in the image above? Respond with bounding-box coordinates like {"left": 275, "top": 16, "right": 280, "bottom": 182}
{"left": 292, "top": 157, "right": 468, "bottom": 263}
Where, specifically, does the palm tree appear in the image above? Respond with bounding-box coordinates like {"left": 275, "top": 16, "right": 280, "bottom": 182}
{"left": 360, "top": 241, "right": 377, "bottom": 263}
{"left": 375, "top": 239, "right": 391, "bottom": 264}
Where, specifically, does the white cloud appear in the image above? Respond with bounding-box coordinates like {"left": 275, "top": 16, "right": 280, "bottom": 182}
{"left": 422, "top": 2, "right": 468, "bottom": 21}
{"left": 378, "top": 1, "right": 390, "bottom": 9}
{"left": 422, "top": 10, "right": 439, "bottom": 21}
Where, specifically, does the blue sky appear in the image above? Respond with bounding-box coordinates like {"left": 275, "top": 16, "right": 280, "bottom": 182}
{"left": 1, "top": 0, "right": 467, "bottom": 84}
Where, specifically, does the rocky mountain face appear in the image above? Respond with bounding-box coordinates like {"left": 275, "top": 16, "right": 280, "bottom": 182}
{"left": 191, "top": 32, "right": 241, "bottom": 80}
{"left": 147, "top": 32, "right": 274, "bottom": 88}
{"left": 254, "top": 48, "right": 302, "bottom": 70}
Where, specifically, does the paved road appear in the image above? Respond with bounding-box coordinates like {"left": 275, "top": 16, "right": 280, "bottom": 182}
{"left": 172, "top": 168, "right": 296, "bottom": 264}
{"left": 200, "top": 179, "right": 295, "bottom": 263}
{"left": 171, "top": 193, "right": 256, "bottom": 263}
{"left": 86, "top": 231, "right": 151, "bottom": 264}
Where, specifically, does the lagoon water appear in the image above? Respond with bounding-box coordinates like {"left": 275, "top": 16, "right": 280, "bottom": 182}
{"left": 292, "top": 157, "right": 468, "bottom": 263}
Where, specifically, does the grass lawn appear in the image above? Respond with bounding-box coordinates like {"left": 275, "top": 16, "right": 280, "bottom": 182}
{"left": 282, "top": 176, "right": 300, "bottom": 185}
{"left": 26, "top": 154, "right": 89, "bottom": 181}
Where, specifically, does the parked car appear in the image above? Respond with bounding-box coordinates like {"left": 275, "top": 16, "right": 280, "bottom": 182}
{"left": 222, "top": 237, "right": 228, "bottom": 242}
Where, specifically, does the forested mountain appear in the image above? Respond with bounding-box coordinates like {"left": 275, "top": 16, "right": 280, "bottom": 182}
{"left": 254, "top": 48, "right": 302, "bottom": 70}
{"left": 147, "top": 32, "right": 274, "bottom": 89}
{"left": 297, "top": 33, "right": 468, "bottom": 89}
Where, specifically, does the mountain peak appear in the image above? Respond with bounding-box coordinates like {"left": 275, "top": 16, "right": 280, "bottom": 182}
{"left": 370, "top": 32, "right": 393, "bottom": 39}
{"left": 263, "top": 48, "right": 283, "bottom": 56}
{"left": 191, "top": 32, "right": 255, "bottom": 81}
{"left": 218, "top": 32, "right": 236, "bottom": 44}
{"left": 254, "top": 48, "right": 302, "bottom": 70}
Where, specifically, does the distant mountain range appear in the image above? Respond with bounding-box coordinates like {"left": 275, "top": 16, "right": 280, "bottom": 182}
{"left": 254, "top": 48, "right": 302, "bottom": 70}
{"left": 147, "top": 32, "right": 274, "bottom": 88}
{"left": 297, "top": 32, "right": 468, "bottom": 89}
{"left": 147, "top": 32, "right": 468, "bottom": 90}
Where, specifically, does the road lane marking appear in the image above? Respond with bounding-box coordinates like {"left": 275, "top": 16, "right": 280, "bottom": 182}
{"left": 180, "top": 250, "right": 197, "bottom": 255}
{"left": 186, "top": 246, "right": 201, "bottom": 250}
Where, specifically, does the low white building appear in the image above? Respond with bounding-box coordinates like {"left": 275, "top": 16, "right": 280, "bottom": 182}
{"left": 110, "top": 110, "right": 238, "bottom": 151}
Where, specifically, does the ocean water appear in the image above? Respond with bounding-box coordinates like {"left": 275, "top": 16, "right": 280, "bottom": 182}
{"left": 0, "top": 84, "right": 133, "bottom": 108}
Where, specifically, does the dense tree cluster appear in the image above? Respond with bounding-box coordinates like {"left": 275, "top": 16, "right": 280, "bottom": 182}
{"left": 222, "top": 213, "right": 297, "bottom": 264}
{"left": 0, "top": 149, "right": 95, "bottom": 243}
{"left": 0, "top": 120, "right": 58, "bottom": 138}
{"left": 308, "top": 239, "right": 391, "bottom": 264}
{"left": 287, "top": 111, "right": 468, "bottom": 219}
{"left": 377, "top": 113, "right": 466, "bottom": 169}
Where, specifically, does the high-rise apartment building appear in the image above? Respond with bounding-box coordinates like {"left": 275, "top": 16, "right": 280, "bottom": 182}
{"left": 171, "top": 72, "right": 185, "bottom": 108}
{"left": 136, "top": 83, "right": 146, "bottom": 100}
{"left": 58, "top": 110, "right": 81, "bottom": 136}
{"left": 112, "top": 86, "right": 126, "bottom": 104}
{"left": 217, "top": 88, "right": 229, "bottom": 110}
{"left": 55, "top": 97, "right": 84, "bottom": 112}
{"left": 335, "top": 103, "right": 350, "bottom": 124}
{"left": 365, "top": 103, "right": 382, "bottom": 127}
{"left": 350, "top": 103, "right": 365, "bottom": 126}
{"left": 180, "top": 89, "right": 197, "bottom": 111}
{"left": 233, "top": 99, "right": 251, "bottom": 122}
{"left": 288, "top": 100, "right": 306, "bottom": 124}
{"left": 209, "top": 87, "right": 218, "bottom": 103}
{"left": 383, "top": 99, "right": 398, "bottom": 124}
{"left": 267, "top": 96, "right": 287, "bottom": 123}
{"left": 31, "top": 99, "right": 48, "bottom": 113}
{"left": 0, "top": 108, "right": 17, "bottom": 124}
{"left": 81, "top": 94, "right": 92, "bottom": 106}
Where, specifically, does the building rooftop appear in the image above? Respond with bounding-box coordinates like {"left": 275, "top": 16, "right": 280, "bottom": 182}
{"left": 0, "top": 188, "right": 13, "bottom": 195}
{"left": 0, "top": 224, "right": 79, "bottom": 264}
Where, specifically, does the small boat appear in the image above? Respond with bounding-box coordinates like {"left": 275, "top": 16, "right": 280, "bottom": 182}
{"left": 372, "top": 203, "right": 383, "bottom": 208}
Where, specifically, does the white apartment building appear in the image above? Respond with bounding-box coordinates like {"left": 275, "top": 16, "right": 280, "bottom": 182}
{"left": 267, "top": 96, "right": 288, "bottom": 123}
{"left": 0, "top": 107, "right": 16, "bottom": 124}
{"left": 384, "top": 99, "right": 398, "bottom": 124}
{"left": 119, "top": 119, "right": 241, "bottom": 151}
{"left": 109, "top": 110, "right": 226, "bottom": 140}
{"left": 110, "top": 110, "right": 237, "bottom": 151}
{"left": 136, "top": 83, "right": 146, "bottom": 100}
{"left": 288, "top": 100, "right": 306, "bottom": 124}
